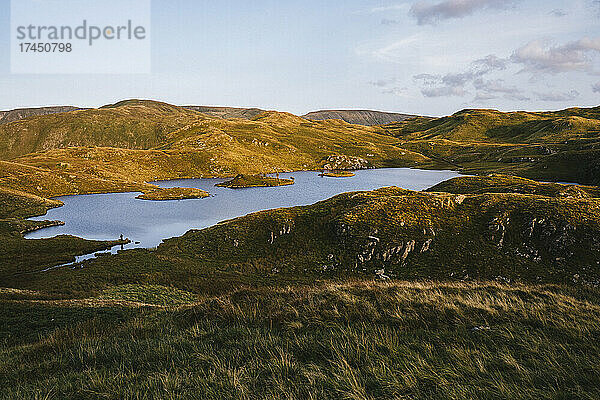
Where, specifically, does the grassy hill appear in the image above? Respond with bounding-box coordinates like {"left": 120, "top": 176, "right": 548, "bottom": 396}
{"left": 2, "top": 101, "right": 600, "bottom": 188}
{"left": 1, "top": 176, "right": 600, "bottom": 398}
{"left": 386, "top": 107, "right": 600, "bottom": 143}
{"left": 1, "top": 160, "right": 600, "bottom": 398}
{"left": 0, "top": 100, "right": 209, "bottom": 160}
{"left": 0, "top": 106, "right": 82, "bottom": 125}
{"left": 302, "top": 109, "right": 419, "bottom": 126}
{"left": 0, "top": 101, "right": 428, "bottom": 196}
{"left": 183, "top": 105, "right": 265, "bottom": 119}
{"left": 382, "top": 106, "right": 600, "bottom": 185}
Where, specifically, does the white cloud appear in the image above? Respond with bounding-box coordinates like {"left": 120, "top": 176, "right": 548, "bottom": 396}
{"left": 410, "top": 0, "right": 518, "bottom": 25}
{"left": 592, "top": 82, "right": 600, "bottom": 93}
{"left": 413, "top": 54, "right": 508, "bottom": 98}
{"left": 421, "top": 85, "right": 468, "bottom": 97}
{"left": 511, "top": 38, "right": 600, "bottom": 74}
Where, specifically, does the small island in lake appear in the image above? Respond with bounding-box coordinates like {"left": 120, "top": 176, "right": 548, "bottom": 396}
{"left": 216, "top": 174, "right": 295, "bottom": 188}
{"left": 322, "top": 170, "right": 355, "bottom": 178}
{"left": 136, "top": 187, "right": 210, "bottom": 201}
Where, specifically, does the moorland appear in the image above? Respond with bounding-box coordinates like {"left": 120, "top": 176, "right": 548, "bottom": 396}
{"left": 1, "top": 100, "right": 600, "bottom": 399}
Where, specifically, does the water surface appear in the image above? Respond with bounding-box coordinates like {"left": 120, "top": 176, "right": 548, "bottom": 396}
{"left": 27, "top": 168, "right": 462, "bottom": 251}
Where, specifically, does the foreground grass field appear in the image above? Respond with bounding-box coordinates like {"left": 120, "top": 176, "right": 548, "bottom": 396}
{"left": 1, "top": 281, "right": 599, "bottom": 399}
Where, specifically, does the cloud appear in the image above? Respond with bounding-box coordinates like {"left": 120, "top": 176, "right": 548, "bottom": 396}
{"left": 511, "top": 38, "right": 600, "bottom": 73}
{"left": 369, "top": 78, "right": 399, "bottom": 87}
{"left": 472, "top": 78, "right": 530, "bottom": 101}
{"left": 592, "top": 82, "right": 600, "bottom": 93}
{"left": 383, "top": 86, "right": 410, "bottom": 96}
{"left": 421, "top": 86, "right": 468, "bottom": 97}
{"left": 534, "top": 90, "right": 580, "bottom": 102}
{"left": 368, "top": 78, "right": 409, "bottom": 96}
{"left": 549, "top": 9, "right": 567, "bottom": 17}
{"left": 381, "top": 18, "right": 401, "bottom": 25}
{"left": 413, "top": 54, "right": 508, "bottom": 98}
{"left": 409, "top": 0, "right": 518, "bottom": 25}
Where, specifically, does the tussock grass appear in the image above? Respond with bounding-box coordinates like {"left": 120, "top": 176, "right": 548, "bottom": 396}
{"left": 0, "top": 281, "right": 599, "bottom": 399}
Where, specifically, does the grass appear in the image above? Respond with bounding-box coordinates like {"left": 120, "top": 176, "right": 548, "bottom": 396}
{"left": 136, "top": 187, "right": 209, "bottom": 201}
{"left": 0, "top": 281, "right": 599, "bottom": 399}
{"left": 98, "top": 284, "right": 199, "bottom": 305}
{"left": 428, "top": 174, "right": 600, "bottom": 198}
{"left": 216, "top": 174, "right": 294, "bottom": 188}
{"left": 322, "top": 170, "right": 356, "bottom": 178}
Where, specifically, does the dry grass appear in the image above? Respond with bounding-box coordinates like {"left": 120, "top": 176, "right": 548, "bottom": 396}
{"left": 0, "top": 280, "right": 599, "bottom": 399}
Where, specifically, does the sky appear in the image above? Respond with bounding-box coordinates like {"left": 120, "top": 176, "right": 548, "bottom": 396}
{"left": 0, "top": 0, "right": 599, "bottom": 116}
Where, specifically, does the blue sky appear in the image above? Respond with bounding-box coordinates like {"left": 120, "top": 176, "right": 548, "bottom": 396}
{"left": 0, "top": 0, "right": 599, "bottom": 116}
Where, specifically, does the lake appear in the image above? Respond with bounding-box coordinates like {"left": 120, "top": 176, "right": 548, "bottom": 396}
{"left": 26, "top": 168, "right": 462, "bottom": 256}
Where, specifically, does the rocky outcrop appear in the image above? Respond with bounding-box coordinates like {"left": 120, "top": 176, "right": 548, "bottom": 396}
{"left": 322, "top": 155, "right": 370, "bottom": 170}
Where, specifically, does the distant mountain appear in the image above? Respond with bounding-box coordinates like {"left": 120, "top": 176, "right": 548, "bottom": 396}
{"left": 183, "top": 106, "right": 265, "bottom": 120}
{"left": 0, "top": 106, "right": 82, "bottom": 125}
{"left": 302, "top": 110, "right": 419, "bottom": 126}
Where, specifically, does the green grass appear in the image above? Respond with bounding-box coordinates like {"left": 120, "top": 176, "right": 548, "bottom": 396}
{"left": 136, "top": 187, "right": 209, "bottom": 201}
{"left": 216, "top": 174, "right": 294, "bottom": 188}
{"left": 322, "top": 170, "right": 356, "bottom": 178}
{"left": 0, "top": 281, "right": 599, "bottom": 399}
{"left": 98, "top": 284, "right": 199, "bottom": 305}
{"left": 428, "top": 174, "right": 600, "bottom": 197}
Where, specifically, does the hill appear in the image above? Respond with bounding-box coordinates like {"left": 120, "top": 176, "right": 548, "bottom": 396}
{"left": 0, "top": 100, "right": 211, "bottom": 160}
{"left": 1, "top": 169, "right": 600, "bottom": 398}
{"left": 428, "top": 174, "right": 600, "bottom": 197}
{"left": 0, "top": 101, "right": 428, "bottom": 195}
{"left": 183, "top": 105, "right": 265, "bottom": 119}
{"left": 385, "top": 107, "right": 600, "bottom": 143}
{"left": 3, "top": 101, "right": 600, "bottom": 185}
{"left": 0, "top": 106, "right": 82, "bottom": 125}
{"left": 383, "top": 106, "right": 600, "bottom": 185}
{"left": 303, "top": 109, "right": 418, "bottom": 126}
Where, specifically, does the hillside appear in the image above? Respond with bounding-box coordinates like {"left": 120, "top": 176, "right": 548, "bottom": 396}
{"left": 303, "top": 109, "right": 418, "bottom": 126}
{"left": 0, "top": 106, "right": 81, "bottom": 125}
{"left": 0, "top": 101, "right": 428, "bottom": 196}
{"left": 2, "top": 101, "right": 600, "bottom": 185}
{"left": 0, "top": 100, "right": 211, "bottom": 160}
{"left": 385, "top": 107, "right": 600, "bottom": 143}
{"left": 429, "top": 174, "right": 600, "bottom": 197}
{"left": 383, "top": 106, "right": 600, "bottom": 185}
{"left": 183, "top": 105, "right": 265, "bottom": 119}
